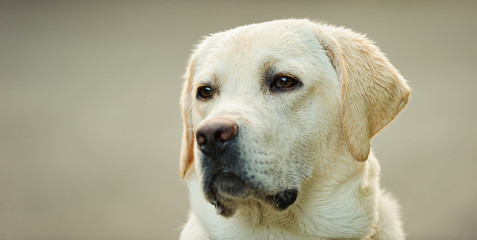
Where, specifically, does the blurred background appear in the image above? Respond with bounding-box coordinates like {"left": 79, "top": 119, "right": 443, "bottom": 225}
{"left": 1, "top": 1, "right": 476, "bottom": 239}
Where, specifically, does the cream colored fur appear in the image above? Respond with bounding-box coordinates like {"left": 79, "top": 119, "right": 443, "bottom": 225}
{"left": 179, "top": 19, "right": 410, "bottom": 240}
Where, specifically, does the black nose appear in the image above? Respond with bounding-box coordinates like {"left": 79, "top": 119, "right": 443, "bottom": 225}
{"left": 196, "top": 118, "right": 238, "bottom": 154}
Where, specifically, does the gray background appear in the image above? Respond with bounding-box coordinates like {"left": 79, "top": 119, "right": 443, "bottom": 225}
{"left": 1, "top": 1, "right": 476, "bottom": 239}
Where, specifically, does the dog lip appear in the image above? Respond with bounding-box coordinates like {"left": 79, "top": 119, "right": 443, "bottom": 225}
{"left": 270, "top": 188, "right": 298, "bottom": 210}
{"left": 212, "top": 170, "right": 251, "bottom": 199}
{"left": 204, "top": 170, "right": 249, "bottom": 218}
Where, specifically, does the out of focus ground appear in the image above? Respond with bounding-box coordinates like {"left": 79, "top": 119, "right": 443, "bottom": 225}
{"left": 1, "top": 1, "right": 476, "bottom": 239}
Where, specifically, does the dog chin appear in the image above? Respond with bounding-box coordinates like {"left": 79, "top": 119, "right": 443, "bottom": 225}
{"left": 203, "top": 170, "right": 299, "bottom": 217}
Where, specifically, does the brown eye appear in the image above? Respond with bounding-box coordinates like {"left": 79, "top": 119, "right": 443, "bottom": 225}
{"left": 197, "top": 86, "right": 214, "bottom": 100}
{"left": 271, "top": 75, "right": 301, "bottom": 91}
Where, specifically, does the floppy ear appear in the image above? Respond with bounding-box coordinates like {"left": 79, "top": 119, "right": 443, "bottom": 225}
{"left": 179, "top": 55, "right": 196, "bottom": 179}
{"left": 179, "top": 35, "right": 222, "bottom": 178}
{"left": 315, "top": 24, "right": 410, "bottom": 161}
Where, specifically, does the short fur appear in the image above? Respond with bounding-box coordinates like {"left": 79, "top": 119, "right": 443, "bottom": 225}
{"left": 179, "top": 19, "right": 410, "bottom": 240}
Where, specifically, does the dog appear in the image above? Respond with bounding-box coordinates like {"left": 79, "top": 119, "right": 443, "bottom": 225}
{"left": 178, "top": 19, "right": 410, "bottom": 240}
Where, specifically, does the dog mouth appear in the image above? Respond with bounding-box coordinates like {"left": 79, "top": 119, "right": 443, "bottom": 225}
{"left": 269, "top": 188, "right": 298, "bottom": 210}
{"left": 204, "top": 170, "right": 298, "bottom": 217}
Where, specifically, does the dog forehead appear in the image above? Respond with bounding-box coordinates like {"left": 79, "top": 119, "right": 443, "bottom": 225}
{"left": 214, "top": 21, "right": 315, "bottom": 59}
{"left": 195, "top": 20, "right": 324, "bottom": 83}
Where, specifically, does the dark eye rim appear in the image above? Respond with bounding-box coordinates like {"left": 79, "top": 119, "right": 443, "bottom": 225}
{"left": 196, "top": 85, "right": 215, "bottom": 100}
{"left": 269, "top": 74, "right": 302, "bottom": 92}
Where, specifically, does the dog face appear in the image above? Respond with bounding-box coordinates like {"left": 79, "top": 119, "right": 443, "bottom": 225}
{"left": 180, "top": 19, "right": 410, "bottom": 217}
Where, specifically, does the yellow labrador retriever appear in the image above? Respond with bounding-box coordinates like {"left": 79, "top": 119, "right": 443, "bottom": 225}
{"left": 179, "top": 19, "right": 410, "bottom": 240}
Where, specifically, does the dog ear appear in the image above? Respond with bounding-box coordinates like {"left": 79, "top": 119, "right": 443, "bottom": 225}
{"left": 179, "top": 55, "right": 196, "bottom": 179}
{"left": 315, "top": 24, "right": 410, "bottom": 161}
{"left": 179, "top": 35, "right": 222, "bottom": 178}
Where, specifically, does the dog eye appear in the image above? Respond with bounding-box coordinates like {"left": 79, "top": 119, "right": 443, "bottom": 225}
{"left": 197, "top": 86, "right": 214, "bottom": 100}
{"left": 270, "top": 75, "right": 301, "bottom": 92}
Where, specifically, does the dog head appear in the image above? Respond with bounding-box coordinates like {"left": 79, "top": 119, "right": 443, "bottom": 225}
{"left": 179, "top": 19, "right": 409, "bottom": 217}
